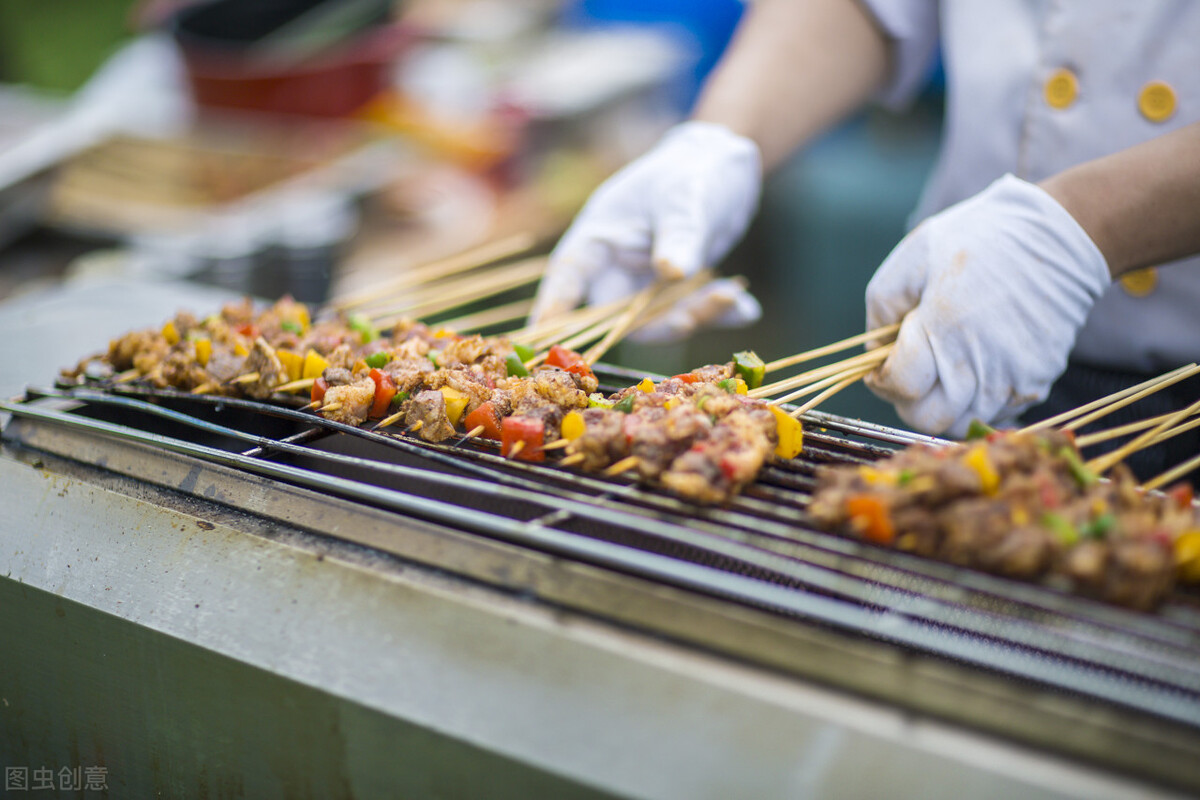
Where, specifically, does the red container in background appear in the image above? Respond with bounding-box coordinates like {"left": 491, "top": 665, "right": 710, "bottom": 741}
{"left": 170, "top": 0, "right": 408, "bottom": 118}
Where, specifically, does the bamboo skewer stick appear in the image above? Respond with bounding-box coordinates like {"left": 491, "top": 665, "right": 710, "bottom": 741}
{"left": 115, "top": 369, "right": 141, "bottom": 383}
{"left": 229, "top": 372, "right": 260, "bottom": 385}
{"left": 299, "top": 400, "right": 320, "bottom": 411}
{"left": 190, "top": 383, "right": 217, "bottom": 395}
{"left": 375, "top": 409, "right": 406, "bottom": 430}
{"left": 1144, "top": 451, "right": 1200, "bottom": 491}
{"left": 317, "top": 402, "right": 342, "bottom": 414}
{"left": 559, "top": 453, "right": 586, "bottom": 467}
{"left": 751, "top": 345, "right": 893, "bottom": 400}
{"left": 332, "top": 232, "right": 538, "bottom": 311}
{"left": 1087, "top": 396, "right": 1200, "bottom": 474}
{"left": 435, "top": 299, "right": 533, "bottom": 333}
{"left": 275, "top": 377, "right": 315, "bottom": 394}
{"left": 603, "top": 455, "right": 641, "bottom": 477}
{"left": 764, "top": 322, "right": 902, "bottom": 374}
{"left": 789, "top": 366, "right": 875, "bottom": 418}
{"left": 369, "top": 258, "right": 547, "bottom": 327}
{"left": 407, "top": 421, "right": 424, "bottom": 434}
{"left": 769, "top": 363, "right": 870, "bottom": 407}
{"left": 540, "top": 438, "right": 571, "bottom": 451}
{"left": 508, "top": 298, "right": 626, "bottom": 346}
{"left": 357, "top": 256, "right": 547, "bottom": 316}
{"left": 1059, "top": 364, "right": 1200, "bottom": 432}
{"left": 1023, "top": 363, "right": 1199, "bottom": 432}
{"left": 1075, "top": 412, "right": 1178, "bottom": 448}
{"left": 583, "top": 284, "right": 658, "bottom": 365}
{"left": 458, "top": 425, "right": 486, "bottom": 444}
{"left": 1148, "top": 415, "right": 1200, "bottom": 447}
{"left": 507, "top": 440, "right": 525, "bottom": 459}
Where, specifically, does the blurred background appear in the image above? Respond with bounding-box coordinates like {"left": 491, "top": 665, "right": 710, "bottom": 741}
{"left": 0, "top": 0, "right": 943, "bottom": 426}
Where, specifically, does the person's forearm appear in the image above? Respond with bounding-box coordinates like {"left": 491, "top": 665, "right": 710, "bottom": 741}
{"left": 1040, "top": 121, "right": 1200, "bottom": 278}
{"left": 692, "top": 0, "right": 891, "bottom": 172}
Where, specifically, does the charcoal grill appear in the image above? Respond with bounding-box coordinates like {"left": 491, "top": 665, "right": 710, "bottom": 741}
{"left": 3, "top": 363, "right": 1200, "bottom": 797}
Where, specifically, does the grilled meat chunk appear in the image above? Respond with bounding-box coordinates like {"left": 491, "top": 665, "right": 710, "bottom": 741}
{"left": 243, "top": 337, "right": 288, "bottom": 399}
{"left": 323, "top": 377, "right": 375, "bottom": 426}
{"left": 567, "top": 409, "right": 628, "bottom": 471}
{"left": 406, "top": 389, "right": 457, "bottom": 442}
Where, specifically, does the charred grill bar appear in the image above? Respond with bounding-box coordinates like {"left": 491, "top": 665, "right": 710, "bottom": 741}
{"left": 3, "top": 362, "right": 1200, "bottom": 795}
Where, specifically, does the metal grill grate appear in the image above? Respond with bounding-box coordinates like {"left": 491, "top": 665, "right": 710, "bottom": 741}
{"left": 4, "top": 365, "right": 1200, "bottom": 777}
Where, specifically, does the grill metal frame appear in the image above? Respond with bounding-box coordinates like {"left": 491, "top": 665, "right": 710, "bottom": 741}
{"left": 4, "top": 365, "right": 1200, "bottom": 793}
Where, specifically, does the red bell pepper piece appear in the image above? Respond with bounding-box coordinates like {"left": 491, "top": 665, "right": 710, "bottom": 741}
{"left": 1168, "top": 483, "right": 1194, "bottom": 510}
{"left": 501, "top": 416, "right": 545, "bottom": 462}
{"left": 236, "top": 323, "right": 261, "bottom": 340}
{"left": 545, "top": 345, "right": 596, "bottom": 382}
{"left": 845, "top": 494, "right": 895, "bottom": 545}
{"left": 464, "top": 401, "right": 504, "bottom": 441}
{"left": 671, "top": 373, "right": 700, "bottom": 384}
{"left": 311, "top": 376, "right": 329, "bottom": 405}
{"left": 368, "top": 368, "right": 397, "bottom": 418}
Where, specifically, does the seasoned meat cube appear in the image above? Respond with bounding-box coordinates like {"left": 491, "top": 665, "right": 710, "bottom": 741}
{"left": 488, "top": 389, "right": 513, "bottom": 419}
{"left": 689, "top": 362, "right": 735, "bottom": 383}
{"left": 439, "top": 334, "right": 491, "bottom": 365}
{"left": 390, "top": 337, "right": 431, "bottom": 360}
{"left": 1100, "top": 539, "right": 1175, "bottom": 611}
{"left": 221, "top": 298, "right": 255, "bottom": 326}
{"left": 426, "top": 368, "right": 492, "bottom": 414}
{"left": 567, "top": 409, "right": 628, "bottom": 471}
{"left": 660, "top": 417, "right": 772, "bottom": 504}
{"left": 322, "top": 377, "right": 375, "bottom": 426}
{"left": 473, "top": 354, "right": 508, "bottom": 385}
{"left": 501, "top": 368, "right": 588, "bottom": 412}
{"left": 529, "top": 367, "right": 589, "bottom": 409}
{"left": 405, "top": 389, "right": 457, "bottom": 442}
{"left": 626, "top": 405, "right": 712, "bottom": 479}
{"left": 107, "top": 329, "right": 161, "bottom": 371}
{"left": 132, "top": 338, "right": 171, "bottom": 376}
{"left": 939, "top": 500, "right": 1053, "bottom": 577}
{"left": 514, "top": 402, "right": 565, "bottom": 441}
{"left": 383, "top": 357, "right": 435, "bottom": 394}
{"left": 325, "top": 343, "right": 356, "bottom": 370}
{"left": 205, "top": 349, "right": 246, "bottom": 383}
{"left": 242, "top": 337, "right": 288, "bottom": 399}
{"left": 160, "top": 347, "right": 210, "bottom": 390}
{"left": 322, "top": 366, "right": 354, "bottom": 386}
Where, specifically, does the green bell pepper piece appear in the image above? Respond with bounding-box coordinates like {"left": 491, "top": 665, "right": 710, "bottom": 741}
{"left": 965, "top": 419, "right": 997, "bottom": 440}
{"left": 612, "top": 394, "right": 636, "bottom": 414}
{"left": 512, "top": 343, "right": 535, "bottom": 362}
{"left": 1041, "top": 512, "right": 1079, "bottom": 546}
{"left": 732, "top": 350, "right": 766, "bottom": 390}
{"left": 505, "top": 352, "right": 529, "bottom": 378}
{"left": 365, "top": 351, "right": 391, "bottom": 369}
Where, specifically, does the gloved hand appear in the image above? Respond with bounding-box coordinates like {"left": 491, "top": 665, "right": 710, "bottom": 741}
{"left": 864, "top": 174, "right": 1111, "bottom": 438}
{"left": 531, "top": 121, "right": 763, "bottom": 342}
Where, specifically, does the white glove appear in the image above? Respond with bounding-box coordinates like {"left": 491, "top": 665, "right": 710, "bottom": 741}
{"left": 531, "top": 121, "right": 763, "bottom": 342}
{"left": 864, "top": 174, "right": 1111, "bottom": 438}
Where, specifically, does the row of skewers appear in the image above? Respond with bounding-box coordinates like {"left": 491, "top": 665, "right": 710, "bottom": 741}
{"left": 57, "top": 234, "right": 1200, "bottom": 609}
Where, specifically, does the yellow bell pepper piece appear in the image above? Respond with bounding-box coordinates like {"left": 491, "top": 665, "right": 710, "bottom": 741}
{"left": 1176, "top": 530, "right": 1200, "bottom": 583}
{"left": 734, "top": 378, "right": 748, "bottom": 395}
{"left": 769, "top": 405, "right": 804, "bottom": 459}
{"left": 234, "top": 341, "right": 249, "bottom": 357}
{"left": 194, "top": 338, "right": 212, "bottom": 368}
{"left": 964, "top": 444, "right": 1000, "bottom": 495}
{"left": 352, "top": 358, "right": 369, "bottom": 375}
{"left": 162, "top": 320, "right": 180, "bottom": 345}
{"left": 561, "top": 410, "right": 586, "bottom": 440}
{"left": 294, "top": 304, "right": 311, "bottom": 332}
{"left": 276, "top": 349, "right": 303, "bottom": 382}
{"left": 663, "top": 396, "right": 681, "bottom": 410}
{"left": 301, "top": 349, "right": 331, "bottom": 380}
{"left": 439, "top": 387, "right": 470, "bottom": 426}
{"left": 637, "top": 377, "right": 655, "bottom": 393}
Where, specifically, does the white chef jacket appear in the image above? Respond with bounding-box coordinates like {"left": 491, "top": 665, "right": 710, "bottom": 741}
{"left": 860, "top": 0, "right": 1200, "bottom": 373}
